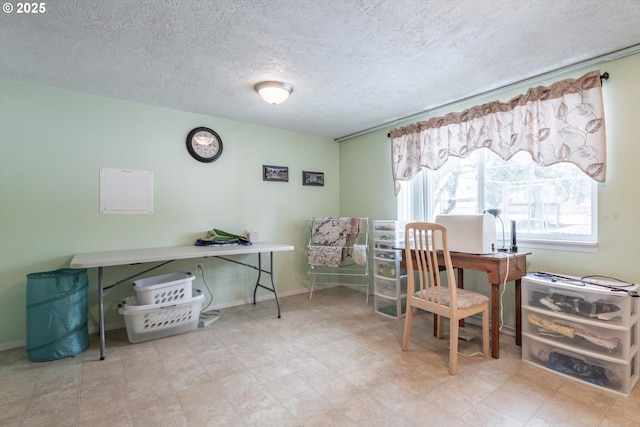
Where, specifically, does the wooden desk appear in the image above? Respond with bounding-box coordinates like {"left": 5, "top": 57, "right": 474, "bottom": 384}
{"left": 401, "top": 250, "right": 530, "bottom": 359}
{"left": 71, "top": 242, "right": 294, "bottom": 360}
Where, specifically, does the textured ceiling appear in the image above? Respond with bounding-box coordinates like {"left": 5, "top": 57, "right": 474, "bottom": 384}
{"left": 1, "top": 0, "right": 639, "bottom": 139}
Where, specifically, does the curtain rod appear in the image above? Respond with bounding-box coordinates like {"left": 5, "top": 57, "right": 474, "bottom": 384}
{"left": 385, "top": 71, "right": 610, "bottom": 138}
{"left": 334, "top": 44, "right": 638, "bottom": 142}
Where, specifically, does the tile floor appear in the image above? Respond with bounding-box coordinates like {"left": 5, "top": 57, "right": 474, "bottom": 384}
{"left": 1, "top": 286, "right": 639, "bottom": 427}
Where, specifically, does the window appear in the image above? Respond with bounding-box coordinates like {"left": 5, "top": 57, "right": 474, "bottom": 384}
{"left": 397, "top": 149, "right": 597, "bottom": 251}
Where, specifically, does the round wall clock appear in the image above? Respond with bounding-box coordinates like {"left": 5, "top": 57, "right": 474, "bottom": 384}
{"left": 186, "top": 127, "right": 223, "bottom": 163}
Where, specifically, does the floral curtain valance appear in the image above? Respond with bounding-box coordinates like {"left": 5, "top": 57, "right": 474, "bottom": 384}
{"left": 390, "top": 70, "right": 606, "bottom": 195}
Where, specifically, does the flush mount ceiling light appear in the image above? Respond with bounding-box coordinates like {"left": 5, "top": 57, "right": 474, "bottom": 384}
{"left": 254, "top": 81, "right": 293, "bottom": 105}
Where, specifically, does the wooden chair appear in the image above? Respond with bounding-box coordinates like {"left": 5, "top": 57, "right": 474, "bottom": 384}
{"left": 401, "top": 222, "right": 490, "bottom": 375}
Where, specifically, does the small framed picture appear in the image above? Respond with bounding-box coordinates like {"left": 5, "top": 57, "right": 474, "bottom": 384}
{"left": 302, "top": 171, "right": 324, "bottom": 186}
{"left": 263, "top": 165, "right": 289, "bottom": 182}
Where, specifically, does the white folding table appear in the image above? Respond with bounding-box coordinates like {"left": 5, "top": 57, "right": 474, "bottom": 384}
{"left": 70, "top": 242, "right": 294, "bottom": 359}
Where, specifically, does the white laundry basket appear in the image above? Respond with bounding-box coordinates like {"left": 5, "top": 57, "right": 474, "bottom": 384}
{"left": 118, "top": 289, "right": 203, "bottom": 343}
{"left": 132, "top": 272, "right": 194, "bottom": 305}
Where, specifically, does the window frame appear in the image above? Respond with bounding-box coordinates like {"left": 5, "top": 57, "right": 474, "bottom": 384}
{"left": 397, "top": 150, "right": 598, "bottom": 253}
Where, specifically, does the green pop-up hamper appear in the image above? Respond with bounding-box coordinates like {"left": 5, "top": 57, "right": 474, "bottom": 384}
{"left": 26, "top": 268, "right": 89, "bottom": 361}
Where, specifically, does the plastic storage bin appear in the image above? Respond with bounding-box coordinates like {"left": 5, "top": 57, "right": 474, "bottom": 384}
{"left": 524, "top": 277, "right": 635, "bottom": 327}
{"left": 375, "top": 259, "right": 398, "bottom": 279}
{"left": 373, "top": 248, "right": 398, "bottom": 260}
{"left": 119, "top": 289, "right": 203, "bottom": 343}
{"left": 374, "top": 275, "right": 407, "bottom": 299}
{"left": 373, "top": 220, "right": 407, "bottom": 318}
{"left": 522, "top": 274, "right": 640, "bottom": 396}
{"left": 523, "top": 337, "right": 638, "bottom": 396}
{"left": 26, "top": 268, "right": 89, "bottom": 361}
{"left": 523, "top": 307, "right": 636, "bottom": 360}
{"left": 133, "top": 272, "right": 194, "bottom": 305}
{"left": 374, "top": 276, "right": 399, "bottom": 298}
{"left": 375, "top": 294, "right": 407, "bottom": 318}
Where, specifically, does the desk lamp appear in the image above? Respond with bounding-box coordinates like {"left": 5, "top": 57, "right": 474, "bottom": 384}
{"left": 484, "top": 209, "right": 507, "bottom": 252}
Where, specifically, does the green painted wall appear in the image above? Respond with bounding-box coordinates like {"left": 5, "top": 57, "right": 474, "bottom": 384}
{"left": 339, "top": 53, "right": 640, "bottom": 330}
{"left": 0, "top": 78, "right": 338, "bottom": 348}
{"left": 2, "top": 53, "right": 638, "bottom": 349}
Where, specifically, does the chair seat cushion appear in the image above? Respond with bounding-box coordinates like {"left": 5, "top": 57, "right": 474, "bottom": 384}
{"left": 416, "top": 287, "right": 489, "bottom": 309}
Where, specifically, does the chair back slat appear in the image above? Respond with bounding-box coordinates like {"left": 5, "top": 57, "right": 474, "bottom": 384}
{"left": 405, "top": 222, "right": 458, "bottom": 313}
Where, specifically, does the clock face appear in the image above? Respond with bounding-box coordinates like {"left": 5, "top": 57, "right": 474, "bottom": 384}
{"left": 186, "top": 127, "right": 223, "bottom": 163}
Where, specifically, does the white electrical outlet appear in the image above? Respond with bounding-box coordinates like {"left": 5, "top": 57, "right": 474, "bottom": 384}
{"left": 195, "top": 263, "right": 204, "bottom": 274}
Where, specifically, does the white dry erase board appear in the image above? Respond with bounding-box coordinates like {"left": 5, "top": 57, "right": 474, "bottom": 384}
{"left": 99, "top": 168, "right": 153, "bottom": 214}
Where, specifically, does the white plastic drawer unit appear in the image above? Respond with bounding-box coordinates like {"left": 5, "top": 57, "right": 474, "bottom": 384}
{"left": 374, "top": 241, "right": 395, "bottom": 250}
{"left": 374, "top": 275, "right": 407, "bottom": 299}
{"left": 373, "top": 230, "right": 401, "bottom": 241}
{"left": 523, "top": 307, "right": 637, "bottom": 360}
{"left": 373, "top": 222, "right": 405, "bottom": 246}
{"left": 373, "top": 221, "right": 404, "bottom": 234}
{"left": 374, "top": 221, "right": 397, "bottom": 231}
{"left": 373, "top": 248, "right": 399, "bottom": 260}
{"left": 373, "top": 231, "right": 401, "bottom": 251}
{"left": 522, "top": 338, "right": 639, "bottom": 396}
{"left": 522, "top": 274, "right": 640, "bottom": 396}
{"left": 374, "top": 294, "right": 407, "bottom": 318}
{"left": 372, "top": 221, "right": 408, "bottom": 319}
{"left": 374, "top": 258, "right": 406, "bottom": 280}
{"left": 523, "top": 275, "right": 638, "bottom": 328}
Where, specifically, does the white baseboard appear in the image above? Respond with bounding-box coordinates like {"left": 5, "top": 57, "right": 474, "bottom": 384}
{"left": 0, "top": 339, "right": 26, "bottom": 352}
